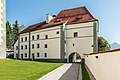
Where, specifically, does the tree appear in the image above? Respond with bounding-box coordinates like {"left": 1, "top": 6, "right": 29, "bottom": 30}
{"left": 12, "top": 20, "right": 19, "bottom": 43}
{"left": 6, "top": 21, "right": 12, "bottom": 50}
{"left": 6, "top": 20, "right": 26, "bottom": 50}
{"left": 19, "top": 24, "right": 26, "bottom": 32}
{"left": 98, "top": 36, "right": 111, "bottom": 52}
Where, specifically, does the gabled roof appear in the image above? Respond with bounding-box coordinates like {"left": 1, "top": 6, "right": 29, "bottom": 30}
{"left": 19, "top": 21, "right": 46, "bottom": 34}
{"left": 19, "top": 6, "right": 97, "bottom": 34}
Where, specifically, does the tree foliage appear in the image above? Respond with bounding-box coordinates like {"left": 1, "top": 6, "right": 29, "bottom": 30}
{"left": 6, "top": 21, "right": 12, "bottom": 49}
{"left": 6, "top": 20, "right": 26, "bottom": 50}
{"left": 98, "top": 36, "right": 111, "bottom": 52}
{"left": 19, "top": 24, "right": 26, "bottom": 32}
{"left": 13, "top": 20, "right": 19, "bottom": 42}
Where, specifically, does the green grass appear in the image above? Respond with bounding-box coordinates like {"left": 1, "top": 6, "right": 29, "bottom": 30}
{"left": 0, "top": 59, "right": 62, "bottom": 80}
{"left": 81, "top": 63, "right": 90, "bottom": 80}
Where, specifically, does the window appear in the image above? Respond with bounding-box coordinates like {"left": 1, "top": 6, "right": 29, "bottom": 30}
{"left": 37, "top": 53, "right": 40, "bottom": 57}
{"left": 16, "top": 46, "right": 18, "bottom": 50}
{"left": 0, "top": 19, "right": 2, "bottom": 21}
{"left": 45, "top": 35, "right": 48, "bottom": 39}
{"left": 32, "top": 44, "right": 34, "bottom": 49}
{"left": 74, "top": 32, "right": 78, "bottom": 37}
{"left": 25, "top": 53, "right": 27, "bottom": 57}
{"left": 96, "top": 56, "right": 98, "bottom": 59}
{"left": 37, "top": 44, "right": 40, "bottom": 48}
{"left": 1, "top": 24, "right": 3, "bottom": 27}
{"left": 44, "top": 53, "right": 47, "bottom": 57}
{"left": 92, "top": 45, "right": 94, "bottom": 47}
{"left": 37, "top": 35, "right": 39, "bottom": 39}
{"left": 56, "top": 31, "right": 59, "bottom": 34}
{"left": 73, "top": 43, "right": 75, "bottom": 46}
{"left": 21, "top": 45, "right": 23, "bottom": 50}
{"left": 0, "top": 12, "right": 2, "bottom": 15}
{"left": 1, "top": 6, "right": 3, "bottom": 9}
{"left": 21, "top": 38, "right": 23, "bottom": 42}
{"left": 25, "top": 37, "right": 27, "bottom": 41}
{"left": 44, "top": 44, "right": 47, "bottom": 48}
{"left": 25, "top": 45, "right": 27, "bottom": 49}
{"left": 32, "top": 36, "right": 34, "bottom": 40}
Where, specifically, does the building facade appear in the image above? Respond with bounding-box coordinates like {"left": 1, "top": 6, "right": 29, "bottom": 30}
{"left": 0, "top": 0, "right": 6, "bottom": 59}
{"left": 14, "top": 7, "right": 98, "bottom": 62}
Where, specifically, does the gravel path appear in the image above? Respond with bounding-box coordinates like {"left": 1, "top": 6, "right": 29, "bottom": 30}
{"left": 59, "top": 63, "right": 82, "bottom": 80}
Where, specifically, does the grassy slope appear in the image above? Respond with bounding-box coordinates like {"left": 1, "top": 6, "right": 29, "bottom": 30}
{"left": 81, "top": 63, "right": 90, "bottom": 80}
{"left": 0, "top": 59, "right": 62, "bottom": 80}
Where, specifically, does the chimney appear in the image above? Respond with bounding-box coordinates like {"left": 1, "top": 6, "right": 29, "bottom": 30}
{"left": 46, "top": 14, "right": 53, "bottom": 23}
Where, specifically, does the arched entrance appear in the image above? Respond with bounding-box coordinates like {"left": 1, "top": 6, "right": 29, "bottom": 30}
{"left": 69, "top": 52, "right": 81, "bottom": 63}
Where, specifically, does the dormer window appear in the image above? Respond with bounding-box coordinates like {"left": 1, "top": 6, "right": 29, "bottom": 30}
{"left": 54, "top": 19, "right": 62, "bottom": 23}
{"left": 72, "top": 16, "right": 83, "bottom": 22}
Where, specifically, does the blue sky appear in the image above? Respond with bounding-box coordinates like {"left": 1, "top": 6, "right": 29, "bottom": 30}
{"left": 7, "top": 0, "right": 120, "bottom": 44}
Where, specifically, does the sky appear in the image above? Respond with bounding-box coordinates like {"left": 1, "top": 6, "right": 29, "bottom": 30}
{"left": 6, "top": 0, "right": 120, "bottom": 44}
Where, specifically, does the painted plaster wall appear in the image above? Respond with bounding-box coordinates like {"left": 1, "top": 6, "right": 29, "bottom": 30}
{"left": 19, "top": 33, "right": 29, "bottom": 59}
{"left": 14, "top": 26, "right": 61, "bottom": 59}
{"left": 14, "top": 21, "right": 98, "bottom": 59}
{"left": 66, "top": 22, "right": 96, "bottom": 58}
{"left": 30, "top": 26, "right": 61, "bottom": 59}
{"left": 14, "top": 40, "right": 18, "bottom": 58}
{"left": 85, "top": 51, "right": 120, "bottom": 80}
{"left": 0, "top": 0, "right": 6, "bottom": 59}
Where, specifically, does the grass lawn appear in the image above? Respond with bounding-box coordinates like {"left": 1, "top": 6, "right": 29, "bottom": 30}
{"left": 0, "top": 59, "right": 62, "bottom": 80}
{"left": 81, "top": 63, "right": 90, "bottom": 80}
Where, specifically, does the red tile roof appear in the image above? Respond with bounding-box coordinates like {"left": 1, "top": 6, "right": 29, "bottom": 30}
{"left": 19, "top": 6, "right": 97, "bottom": 34}
{"left": 19, "top": 21, "right": 46, "bottom": 34}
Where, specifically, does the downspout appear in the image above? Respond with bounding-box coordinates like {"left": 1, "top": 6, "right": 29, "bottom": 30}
{"left": 18, "top": 35, "right": 20, "bottom": 59}
{"left": 29, "top": 32, "right": 31, "bottom": 59}
{"left": 63, "top": 21, "right": 68, "bottom": 62}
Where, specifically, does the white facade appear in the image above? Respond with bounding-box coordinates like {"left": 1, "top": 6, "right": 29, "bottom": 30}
{"left": 66, "top": 22, "right": 98, "bottom": 58}
{"left": 14, "top": 7, "right": 98, "bottom": 62}
{"left": 14, "top": 21, "right": 98, "bottom": 62}
{"left": 0, "top": 0, "right": 6, "bottom": 59}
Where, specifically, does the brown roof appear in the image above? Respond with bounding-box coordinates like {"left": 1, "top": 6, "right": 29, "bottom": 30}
{"left": 19, "top": 6, "right": 97, "bottom": 34}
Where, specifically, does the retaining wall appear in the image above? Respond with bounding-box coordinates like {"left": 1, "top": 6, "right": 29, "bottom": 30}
{"left": 85, "top": 51, "right": 120, "bottom": 80}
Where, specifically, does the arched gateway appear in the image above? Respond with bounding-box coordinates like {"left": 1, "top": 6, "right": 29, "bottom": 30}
{"left": 68, "top": 52, "right": 81, "bottom": 63}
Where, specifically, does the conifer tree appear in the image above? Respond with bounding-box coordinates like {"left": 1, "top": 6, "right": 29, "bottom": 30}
{"left": 12, "top": 20, "right": 19, "bottom": 43}
{"left": 6, "top": 21, "right": 12, "bottom": 49}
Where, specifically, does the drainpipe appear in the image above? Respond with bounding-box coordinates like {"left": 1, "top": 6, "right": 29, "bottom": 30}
{"left": 29, "top": 32, "right": 31, "bottom": 59}
{"left": 18, "top": 35, "right": 20, "bottom": 59}
{"left": 63, "top": 21, "right": 68, "bottom": 62}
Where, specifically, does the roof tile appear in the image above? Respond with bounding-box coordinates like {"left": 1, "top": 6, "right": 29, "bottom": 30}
{"left": 19, "top": 6, "right": 97, "bottom": 34}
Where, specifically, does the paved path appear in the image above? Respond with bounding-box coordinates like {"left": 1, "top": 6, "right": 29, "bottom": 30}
{"left": 59, "top": 63, "right": 82, "bottom": 80}
{"left": 38, "top": 63, "right": 82, "bottom": 80}
{"left": 38, "top": 63, "right": 72, "bottom": 80}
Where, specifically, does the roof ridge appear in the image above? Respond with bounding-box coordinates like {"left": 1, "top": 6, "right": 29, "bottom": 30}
{"left": 56, "top": 13, "right": 88, "bottom": 19}
{"left": 61, "top": 6, "right": 86, "bottom": 11}
{"left": 29, "top": 21, "right": 46, "bottom": 27}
